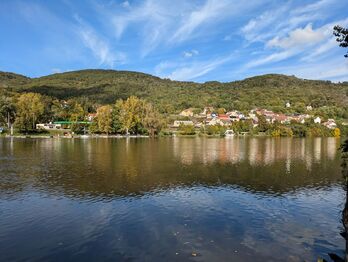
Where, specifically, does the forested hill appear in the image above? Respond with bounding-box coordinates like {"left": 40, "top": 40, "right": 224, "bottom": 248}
{"left": 1, "top": 69, "right": 348, "bottom": 116}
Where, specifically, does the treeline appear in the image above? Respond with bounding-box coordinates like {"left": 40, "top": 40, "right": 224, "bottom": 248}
{"left": 0, "top": 92, "right": 164, "bottom": 136}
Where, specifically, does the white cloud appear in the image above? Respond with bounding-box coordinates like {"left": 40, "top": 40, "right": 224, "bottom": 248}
{"left": 183, "top": 49, "right": 199, "bottom": 58}
{"left": 242, "top": 17, "right": 348, "bottom": 70}
{"left": 266, "top": 24, "right": 325, "bottom": 49}
{"left": 241, "top": 0, "right": 339, "bottom": 44}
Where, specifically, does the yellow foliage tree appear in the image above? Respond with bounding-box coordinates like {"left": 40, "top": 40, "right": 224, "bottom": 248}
{"left": 332, "top": 127, "right": 341, "bottom": 137}
{"left": 15, "top": 93, "right": 45, "bottom": 131}
{"left": 96, "top": 105, "right": 113, "bottom": 134}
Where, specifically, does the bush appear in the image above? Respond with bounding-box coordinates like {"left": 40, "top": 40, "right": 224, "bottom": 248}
{"left": 179, "top": 124, "right": 196, "bottom": 135}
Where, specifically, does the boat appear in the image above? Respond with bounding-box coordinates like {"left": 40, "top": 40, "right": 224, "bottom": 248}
{"left": 224, "top": 129, "right": 235, "bottom": 137}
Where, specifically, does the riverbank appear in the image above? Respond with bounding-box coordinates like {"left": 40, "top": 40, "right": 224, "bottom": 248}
{"left": 1, "top": 134, "right": 150, "bottom": 139}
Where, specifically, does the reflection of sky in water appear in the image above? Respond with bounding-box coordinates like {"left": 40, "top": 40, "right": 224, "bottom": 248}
{"left": 0, "top": 137, "right": 344, "bottom": 261}
{"left": 0, "top": 185, "right": 344, "bottom": 261}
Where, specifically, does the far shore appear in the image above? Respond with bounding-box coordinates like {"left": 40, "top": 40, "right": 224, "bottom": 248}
{"left": 0, "top": 134, "right": 345, "bottom": 139}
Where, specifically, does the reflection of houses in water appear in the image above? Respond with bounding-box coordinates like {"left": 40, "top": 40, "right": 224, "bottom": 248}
{"left": 172, "top": 137, "right": 340, "bottom": 172}
{"left": 313, "top": 138, "right": 322, "bottom": 163}
{"left": 264, "top": 139, "right": 275, "bottom": 165}
{"left": 248, "top": 138, "right": 259, "bottom": 166}
{"left": 326, "top": 138, "right": 337, "bottom": 160}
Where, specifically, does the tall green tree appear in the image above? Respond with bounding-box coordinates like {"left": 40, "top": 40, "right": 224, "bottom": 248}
{"left": 15, "top": 93, "right": 45, "bottom": 131}
{"left": 0, "top": 96, "right": 16, "bottom": 128}
{"left": 143, "top": 103, "right": 164, "bottom": 136}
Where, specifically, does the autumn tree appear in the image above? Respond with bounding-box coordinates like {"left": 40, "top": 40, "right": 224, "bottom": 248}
{"left": 96, "top": 105, "right": 113, "bottom": 134}
{"left": 15, "top": 93, "right": 45, "bottom": 131}
{"left": 116, "top": 96, "right": 143, "bottom": 135}
{"left": 143, "top": 103, "right": 164, "bottom": 136}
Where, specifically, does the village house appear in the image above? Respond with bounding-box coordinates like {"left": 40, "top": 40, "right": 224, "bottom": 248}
{"left": 306, "top": 105, "right": 313, "bottom": 111}
{"left": 179, "top": 108, "right": 194, "bottom": 117}
{"left": 201, "top": 107, "right": 214, "bottom": 116}
{"left": 322, "top": 119, "right": 337, "bottom": 129}
{"left": 36, "top": 123, "right": 62, "bottom": 130}
{"left": 274, "top": 114, "right": 288, "bottom": 124}
{"left": 314, "top": 116, "right": 321, "bottom": 124}
{"left": 289, "top": 114, "right": 309, "bottom": 124}
{"left": 226, "top": 111, "right": 244, "bottom": 122}
{"left": 286, "top": 102, "right": 291, "bottom": 108}
{"left": 172, "top": 120, "right": 194, "bottom": 128}
{"left": 207, "top": 118, "right": 225, "bottom": 126}
{"left": 87, "top": 113, "right": 97, "bottom": 122}
{"left": 217, "top": 114, "right": 232, "bottom": 126}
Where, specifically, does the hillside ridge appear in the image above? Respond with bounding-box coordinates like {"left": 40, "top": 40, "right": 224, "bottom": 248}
{"left": 0, "top": 69, "right": 347, "bottom": 116}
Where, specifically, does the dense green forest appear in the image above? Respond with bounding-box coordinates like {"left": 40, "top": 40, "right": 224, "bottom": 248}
{"left": 1, "top": 69, "right": 348, "bottom": 118}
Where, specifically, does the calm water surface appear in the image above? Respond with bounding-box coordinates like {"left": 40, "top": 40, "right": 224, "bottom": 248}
{"left": 0, "top": 137, "right": 345, "bottom": 261}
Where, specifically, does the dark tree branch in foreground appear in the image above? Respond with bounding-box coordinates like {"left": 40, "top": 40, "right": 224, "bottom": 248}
{"left": 333, "top": 25, "right": 348, "bottom": 58}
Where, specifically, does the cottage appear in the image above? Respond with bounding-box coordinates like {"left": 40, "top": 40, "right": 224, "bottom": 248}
{"left": 207, "top": 118, "right": 225, "bottom": 126}
{"left": 306, "top": 105, "right": 313, "bottom": 111}
{"left": 323, "top": 119, "right": 337, "bottom": 129}
{"left": 286, "top": 102, "right": 291, "bottom": 108}
{"left": 227, "top": 111, "right": 245, "bottom": 121}
{"left": 179, "top": 108, "right": 194, "bottom": 117}
{"left": 218, "top": 114, "right": 230, "bottom": 121}
{"left": 314, "top": 116, "right": 321, "bottom": 124}
{"left": 36, "top": 123, "right": 62, "bottom": 130}
{"left": 274, "top": 114, "right": 288, "bottom": 124}
{"left": 201, "top": 107, "right": 214, "bottom": 116}
{"left": 87, "top": 113, "right": 97, "bottom": 121}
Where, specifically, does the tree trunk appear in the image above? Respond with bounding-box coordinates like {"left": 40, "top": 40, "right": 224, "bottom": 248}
{"left": 7, "top": 111, "right": 10, "bottom": 129}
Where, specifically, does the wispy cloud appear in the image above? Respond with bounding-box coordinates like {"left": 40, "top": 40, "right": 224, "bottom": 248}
{"left": 171, "top": 0, "right": 229, "bottom": 42}
{"left": 162, "top": 54, "right": 235, "bottom": 81}
{"left": 75, "top": 15, "right": 126, "bottom": 67}
{"left": 244, "top": 50, "right": 297, "bottom": 69}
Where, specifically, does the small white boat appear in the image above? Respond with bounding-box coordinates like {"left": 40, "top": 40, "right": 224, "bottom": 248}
{"left": 224, "top": 129, "right": 235, "bottom": 137}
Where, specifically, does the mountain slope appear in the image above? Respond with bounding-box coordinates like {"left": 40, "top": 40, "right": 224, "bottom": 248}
{"left": 0, "top": 69, "right": 347, "bottom": 115}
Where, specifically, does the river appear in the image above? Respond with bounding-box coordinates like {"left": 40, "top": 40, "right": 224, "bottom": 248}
{"left": 0, "top": 137, "right": 345, "bottom": 261}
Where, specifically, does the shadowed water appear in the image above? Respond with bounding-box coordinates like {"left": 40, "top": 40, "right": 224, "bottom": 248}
{"left": 0, "top": 137, "right": 345, "bottom": 261}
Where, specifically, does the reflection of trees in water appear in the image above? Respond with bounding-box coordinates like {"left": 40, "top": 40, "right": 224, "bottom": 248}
{"left": 0, "top": 138, "right": 343, "bottom": 199}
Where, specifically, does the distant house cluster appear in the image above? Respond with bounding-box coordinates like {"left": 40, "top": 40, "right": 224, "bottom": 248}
{"left": 172, "top": 106, "right": 338, "bottom": 129}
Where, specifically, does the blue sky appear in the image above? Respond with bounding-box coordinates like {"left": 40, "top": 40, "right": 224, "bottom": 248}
{"left": 0, "top": 0, "right": 348, "bottom": 82}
